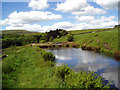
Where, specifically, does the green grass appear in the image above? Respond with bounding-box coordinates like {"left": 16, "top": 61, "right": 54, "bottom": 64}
{"left": 68, "top": 28, "right": 111, "bottom": 34}
{"left": 1, "top": 30, "right": 39, "bottom": 34}
{"left": 53, "top": 27, "right": 118, "bottom": 54}
{"left": 2, "top": 46, "right": 110, "bottom": 88}
{"left": 2, "top": 46, "right": 62, "bottom": 88}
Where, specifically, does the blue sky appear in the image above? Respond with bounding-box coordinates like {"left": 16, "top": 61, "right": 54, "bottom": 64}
{"left": 0, "top": 0, "right": 119, "bottom": 32}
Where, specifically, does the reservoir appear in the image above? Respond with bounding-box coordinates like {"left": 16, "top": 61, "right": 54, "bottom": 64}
{"left": 46, "top": 47, "right": 120, "bottom": 89}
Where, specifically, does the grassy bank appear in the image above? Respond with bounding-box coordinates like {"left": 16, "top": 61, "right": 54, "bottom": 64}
{"left": 53, "top": 27, "right": 119, "bottom": 59}
{"left": 2, "top": 46, "right": 63, "bottom": 88}
{"left": 2, "top": 46, "right": 110, "bottom": 88}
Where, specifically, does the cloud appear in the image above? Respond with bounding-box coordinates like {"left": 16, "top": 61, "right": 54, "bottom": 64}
{"left": 6, "top": 24, "right": 43, "bottom": 32}
{"left": 94, "top": 0, "right": 120, "bottom": 9}
{"left": 4, "top": 15, "right": 117, "bottom": 32}
{"left": 76, "top": 16, "right": 95, "bottom": 22}
{"left": 1, "top": 11, "right": 62, "bottom": 26}
{"left": 0, "top": 18, "right": 9, "bottom": 26}
{"left": 28, "top": 0, "right": 49, "bottom": 10}
{"left": 90, "top": 16, "right": 116, "bottom": 24}
{"left": 76, "top": 16, "right": 117, "bottom": 27}
{"left": 100, "top": 21, "right": 118, "bottom": 28}
{"left": 52, "top": 22, "right": 73, "bottom": 29}
{"left": 72, "top": 6, "right": 106, "bottom": 16}
{"left": 55, "top": 0, "right": 106, "bottom": 16}
{"left": 55, "top": 0, "right": 88, "bottom": 12}
{"left": 5, "top": 18, "right": 117, "bottom": 32}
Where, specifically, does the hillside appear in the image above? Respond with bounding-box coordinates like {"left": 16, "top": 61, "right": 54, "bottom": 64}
{"left": 1, "top": 30, "right": 39, "bottom": 34}
{"left": 53, "top": 27, "right": 119, "bottom": 58}
{"left": 68, "top": 28, "right": 112, "bottom": 35}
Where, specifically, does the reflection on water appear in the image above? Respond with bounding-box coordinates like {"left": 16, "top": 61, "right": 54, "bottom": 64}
{"left": 46, "top": 48, "right": 120, "bottom": 89}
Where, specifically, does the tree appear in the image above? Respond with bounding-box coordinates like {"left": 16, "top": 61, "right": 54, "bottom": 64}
{"left": 67, "top": 34, "right": 74, "bottom": 42}
{"left": 34, "top": 35, "right": 42, "bottom": 43}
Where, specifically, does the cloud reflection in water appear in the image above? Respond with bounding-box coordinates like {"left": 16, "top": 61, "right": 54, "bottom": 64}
{"left": 47, "top": 48, "right": 120, "bottom": 88}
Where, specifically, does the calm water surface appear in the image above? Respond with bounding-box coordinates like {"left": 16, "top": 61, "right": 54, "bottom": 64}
{"left": 46, "top": 48, "right": 120, "bottom": 88}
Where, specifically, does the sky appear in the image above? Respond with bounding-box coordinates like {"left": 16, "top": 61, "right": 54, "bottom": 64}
{"left": 0, "top": 0, "right": 119, "bottom": 32}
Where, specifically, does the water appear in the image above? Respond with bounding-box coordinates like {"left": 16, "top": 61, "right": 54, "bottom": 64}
{"left": 46, "top": 47, "right": 120, "bottom": 89}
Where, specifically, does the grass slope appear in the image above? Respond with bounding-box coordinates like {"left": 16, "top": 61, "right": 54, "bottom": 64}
{"left": 68, "top": 28, "right": 111, "bottom": 35}
{"left": 1, "top": 30, "right": 39, "bottom": 34}
{"left": 53, "top": 27, "right": 119, "bottom": 55}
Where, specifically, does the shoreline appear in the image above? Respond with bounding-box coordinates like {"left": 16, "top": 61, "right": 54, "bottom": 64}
{"left": 37, "top": 42, "right": 120, "bottom": 61}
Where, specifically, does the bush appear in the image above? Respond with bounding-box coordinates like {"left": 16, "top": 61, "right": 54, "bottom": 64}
{"left": 86, "top": 46, "right": 92, "bottom": 51}
{"left": 54, "top": 65, "right": 72, "bottom": 80}
{"left": 64, "top": 71, "right": 110, "bottom": 88}
{"left": 82, "top": 45, "right": 86, "bottom": 50}
{"left": 42, "top": 52, "right": 55, "bottom": 62}
{"left": 54, "top": 65, "right": 110, "bottom": 88}
{"left": 40, "top": 40, "right": 45, "bottom": 43}
{"left": 67, "top": 34, "right": 74, "bottom": 42}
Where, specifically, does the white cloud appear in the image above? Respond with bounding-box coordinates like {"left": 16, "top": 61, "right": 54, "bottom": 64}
{"left": 94, "top": 0, "right": 120, "bottom": 9}
{"left": 1, "top": 11, "right": 62, "bottom": 26}
{"left": 55, "top": 0, "right": 88, "bottom": 12}
{"left": 0, "top": 18, "right": 9, "bottom": 26}
{"left": 72, "top": 6, "right": 106, "bottom": 16}
{"left": 55, "top": 0, "right": 106, "bottom": 16}
{"left": 52, "top": 22, "right": 73, "bottom": 29}
{"left": 90, "top": 16, "right": 116, "bottom": 24}
{"left": 28, "top": 0, "right": 49, "bottom": 10}
{"left": 76, "top": 16, "right": 95, "bottom": 22}
{"left": 6, "top": 24, "right": 43, "bottom": 32}
{"left": 5, "top": 18, "right": 118, "bottom": 32}
{"left": 100, "top": 21, "right": 118, "bottom": 28}
{"left": 76, "top": 16, "right": 117, "bottom": 27}
{"left": 4, "top": 15, "right": 117, "bottom": 32}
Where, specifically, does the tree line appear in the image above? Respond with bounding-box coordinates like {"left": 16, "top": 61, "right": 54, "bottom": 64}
{"left": 1, "top": 29, "right": 68, "bottom": 49}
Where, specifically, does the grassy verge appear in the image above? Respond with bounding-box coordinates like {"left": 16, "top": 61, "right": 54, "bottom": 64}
{"left": 2, "top": 46, "right": 62, "bottom": 88}
{"left": 53, "top": 27, "right": 119, "bottom": 59}
{"left": 2, "top": 46, "right": 110, "bottom": 88}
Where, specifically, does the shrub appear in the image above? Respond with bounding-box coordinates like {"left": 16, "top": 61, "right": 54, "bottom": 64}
{"left": 54, "top": 65, "right": 110, "bottom": 88}
{"left": 59, "top": 30, "right": 68, "bottom": 36}
{"left": 40, "top": 40, "right": 45, "bottom": 43}
{"left": 67, "top": 34, "right": 74, "bottom": 42}
{"left": 64, "top": 44, "right": 69, "bottom": 47}
{"left": 94, "top": 46, "right": 101, "bottom": 52}
{"left": 54, "top": 65, "right": 72, "bottom": 80}
{"left": 86, "top": 46, "right": 92, "bottom": 51}
{"left": 64, "top": 71, "right": 110, "bottom": 88}
{"left": 42, "top": 52, "right": 55, "bottom": 62}
{"left": 72, "top": 43, "right": 79, "bottom": 48}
